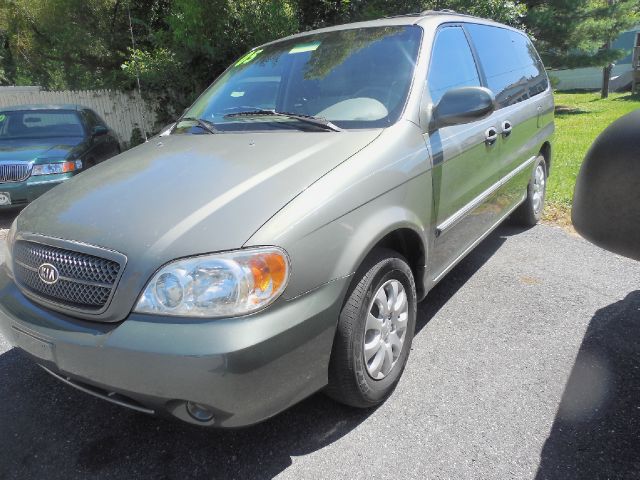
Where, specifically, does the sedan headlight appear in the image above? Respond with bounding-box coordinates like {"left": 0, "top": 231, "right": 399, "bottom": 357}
{"left": 32, "top": 160, "right": 82, "bottom": 176}
{"left": 134, "top": 247, "right": 290, "bottom": 317}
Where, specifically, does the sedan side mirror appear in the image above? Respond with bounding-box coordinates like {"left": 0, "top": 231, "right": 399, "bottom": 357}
{"left": 92, "top": 125, "right": 108, "bottom": 137}
{"left": 431, "top": 86, "right": 495, "bottom": 130}
{"left": 572, "top": 109, "right": 640, "bottom": 261}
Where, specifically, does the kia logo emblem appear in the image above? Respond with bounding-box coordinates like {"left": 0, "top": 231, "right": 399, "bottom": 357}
{"left": 38, "top": 263, "right": 59, "bottom": 285}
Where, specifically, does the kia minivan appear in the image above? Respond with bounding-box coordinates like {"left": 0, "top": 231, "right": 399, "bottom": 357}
{"left": 0, "top": 11, "right": 553, "bottom": 427}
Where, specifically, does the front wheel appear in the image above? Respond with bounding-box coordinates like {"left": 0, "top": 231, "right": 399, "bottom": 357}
{"left": 325, "top": 249, "right": 417, "bottom": 408}
{"left": 512, "top": 155, "right": 547, "bottom": 226}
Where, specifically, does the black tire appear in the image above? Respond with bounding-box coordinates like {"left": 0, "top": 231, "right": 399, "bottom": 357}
{"left": 511, "top": 155, "right": 547, "bottom": 227}
{"left": 325, "top": 248, "right": 417, "bottom": 408}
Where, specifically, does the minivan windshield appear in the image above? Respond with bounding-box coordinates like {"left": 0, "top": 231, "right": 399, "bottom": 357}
{"left": 0, "top": 110, "right": 84, "bottom": 140}
{"left": 181, "top": 26, "right": 422, "bottom": 132}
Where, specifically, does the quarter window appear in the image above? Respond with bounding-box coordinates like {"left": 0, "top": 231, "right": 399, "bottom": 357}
{"left": 466, "top": 24, "right": 549, "bottom": 108}
{"left": 427, "top": 27, "right": 481, "bottom": 104}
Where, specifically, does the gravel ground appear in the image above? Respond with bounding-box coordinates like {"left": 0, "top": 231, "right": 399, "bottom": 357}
{"left": 0, "top": 216, "right": 638, "bottom": 480}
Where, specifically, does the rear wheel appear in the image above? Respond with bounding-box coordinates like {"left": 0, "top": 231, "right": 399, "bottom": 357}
{"left": 325, "top": 249, "right": 417, "bottom": 408}
{"left": 512, "top": 155, "right": 547, "bottom": 226}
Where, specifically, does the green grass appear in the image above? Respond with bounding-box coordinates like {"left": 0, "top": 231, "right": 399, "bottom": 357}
{"left": 546, "top": 91, "right": 640, "bottom": 223}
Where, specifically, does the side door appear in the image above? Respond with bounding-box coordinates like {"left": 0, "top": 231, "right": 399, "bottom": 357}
{"left": 424, "top": 25, "right": 506, "bottom": 281}
{"left": 465, "top": 24, "right": 552, "bottom": 205}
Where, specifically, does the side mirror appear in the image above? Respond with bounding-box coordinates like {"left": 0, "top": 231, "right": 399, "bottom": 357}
{"left": 92, "top": 125, "right": 108, "bottom": 137}
{"left": 431, "top": 86, "right": 495, "bottom": 130}
{"left": 572, "top": 109, "right": 640, "bottom": 261}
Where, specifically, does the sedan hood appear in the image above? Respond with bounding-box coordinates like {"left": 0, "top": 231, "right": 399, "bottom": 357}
{"left": 17, "top": 130, "right": 380, "bottom": 265}
{"left": 0, "top": 137, "right": 83, "bottom": 162}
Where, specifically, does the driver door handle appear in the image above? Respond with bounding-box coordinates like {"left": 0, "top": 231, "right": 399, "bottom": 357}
{"left": 501, "top": 120, "right": 513, "bottom": 137}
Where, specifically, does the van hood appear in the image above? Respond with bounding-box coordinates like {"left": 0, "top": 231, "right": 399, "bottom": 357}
{"left": 17, "top": 130, "right": 380, "bottom": 265}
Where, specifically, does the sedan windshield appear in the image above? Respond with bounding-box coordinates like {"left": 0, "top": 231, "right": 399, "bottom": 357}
{"left": 0, "top": 110, "right": 85, "bottom": 140}
{"left": 182, "top": 26, "right": 422, "bottom": 132}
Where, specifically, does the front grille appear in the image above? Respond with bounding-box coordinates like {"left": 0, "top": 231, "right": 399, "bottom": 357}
{"left": 0, "top": 163, "right": 31, "bottom": 182}
{"left": 13, "top": 240, "right": 122, "bottom": 311}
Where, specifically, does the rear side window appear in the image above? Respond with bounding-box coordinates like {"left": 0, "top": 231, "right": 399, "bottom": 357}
{"left": 427, "top": 26, "right": 481, "bottom": 104}
{"left": 466, "top": 24, "right": 549, "bottom": 108}
{"left": 81, "top": 109, "right": 106, "bottom": 130}
{"left": 87, "top": 110, "right": 107, "bottom": 128}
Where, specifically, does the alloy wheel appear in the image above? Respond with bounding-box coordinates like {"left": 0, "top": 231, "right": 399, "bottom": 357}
{"left": 363, "top": 279, "right": 409, "bottom": 380}
{"left": 532, "top": 164, "right": 546, "bottom": 214}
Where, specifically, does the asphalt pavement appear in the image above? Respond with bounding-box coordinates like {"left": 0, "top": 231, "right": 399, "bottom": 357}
{"left": 0, "top": 213, "right": 638, "bottom": 480}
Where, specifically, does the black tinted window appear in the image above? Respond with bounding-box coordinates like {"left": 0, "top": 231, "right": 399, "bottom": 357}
{"left": 466, "top": 24, "right": 549, "bottom": 108}
{"left": 90, "top": 110, "right": 106, "bottom": 127}
{"left": 82, "top": 110, "right": 105, "bottom": 128}
{"left": 427, "top": 27, "right": 481, "bottom": 104}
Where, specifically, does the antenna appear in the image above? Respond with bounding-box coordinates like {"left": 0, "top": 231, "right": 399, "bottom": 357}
{"left": 127, "top": 3, "right": 148, "bottom": 142}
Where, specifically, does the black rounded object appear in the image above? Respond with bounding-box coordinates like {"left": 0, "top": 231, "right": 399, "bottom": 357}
{"left": 572, "top": 109, "right": 640, "bottom": 261}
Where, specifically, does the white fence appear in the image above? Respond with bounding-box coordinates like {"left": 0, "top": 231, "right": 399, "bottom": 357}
{"left": 0, "top": 88, "right": 156, "bottom": 147}
{"left": 550, "top": 63, "right": 633, "bottom": 91}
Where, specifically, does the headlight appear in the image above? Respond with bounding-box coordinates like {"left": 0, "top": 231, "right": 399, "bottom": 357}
{"left": 134, "top": 247, "right": 290, "bottom": 317}
{"left": 32, "top": 160, "right": 82, "bottom": 176}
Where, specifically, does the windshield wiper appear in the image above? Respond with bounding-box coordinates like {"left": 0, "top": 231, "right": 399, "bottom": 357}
{"left": 171, "top": 117, "right": 218, "bottom": 134}
{"left": 224, "top": 109, "right": 342, "bottom": 132}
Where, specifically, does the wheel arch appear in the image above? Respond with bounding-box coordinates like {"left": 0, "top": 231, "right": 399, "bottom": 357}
{"left": 368, "top": 228, "right": 427, "bottom": 299}
{"left": 336, "top": 211, "right": 429, "bottom": 304}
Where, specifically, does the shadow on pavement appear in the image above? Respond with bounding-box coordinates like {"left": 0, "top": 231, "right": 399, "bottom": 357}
{"left": 536, "top": 290, "right": 640, "bottom": 479}
{"left": 0, "top": 348, "right": 373, "bottom": 480}
{"left": 417, "top": 224, "right": 525, "bottom": 334}
{"left": 0, "top": 207, "right": 22, "bottom": 230}
{"left": 0, "top": 224, "right": 522, "bottom": 480}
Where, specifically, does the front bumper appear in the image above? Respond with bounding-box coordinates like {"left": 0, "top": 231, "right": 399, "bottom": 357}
{"left": 0, "top": 269, "right": 348, "bottom": 427}
{"left": 0, "top": 172, "right": 74, "bottom": 207}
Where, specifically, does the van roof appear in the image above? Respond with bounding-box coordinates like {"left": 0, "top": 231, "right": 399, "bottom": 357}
{"left": 259, "top": 10, "right": 522, "bottom": 48}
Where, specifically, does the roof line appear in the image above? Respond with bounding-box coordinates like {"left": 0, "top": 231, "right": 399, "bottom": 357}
{"left": 383, "top": 9, "right": 480, "bottom": 21}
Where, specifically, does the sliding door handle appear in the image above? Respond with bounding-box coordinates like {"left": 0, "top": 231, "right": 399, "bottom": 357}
{"left": 501, "top": 120, "right": 513, "bottom": 137}
{"left": 485, "top": 127, "right": 498, "bottom": 145}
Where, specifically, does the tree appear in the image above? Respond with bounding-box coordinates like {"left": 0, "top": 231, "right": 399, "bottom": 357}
{"left": 122, "top": 0, "right": 300, "bottom": 123}
{"left": 294, "top": 0, "right": 526, "bottom": 29}
{"left": 526, "top": 0, "right": 639, "bottom": 98}
{"left": 579, "top": 0, "right": 640, "bottom": 98}
{"left": 353, "top": 0, "right": 526, "bottom": 26}
{"left": 0, "top": 0, "right": 168, "bottom": 89}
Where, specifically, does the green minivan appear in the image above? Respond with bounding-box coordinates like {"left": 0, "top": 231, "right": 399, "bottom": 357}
{"left": 0, "top": 11, "right": 553, "bottom": 427}
{"left": 0, "top": 104, "right": 120, "bottom": 207}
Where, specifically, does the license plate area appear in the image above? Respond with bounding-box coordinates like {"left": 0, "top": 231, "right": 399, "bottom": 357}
{"left": 12, "top": 325, "right": 55, "bottom": 362}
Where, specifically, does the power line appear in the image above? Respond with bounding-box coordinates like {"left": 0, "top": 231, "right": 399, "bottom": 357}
{"left": 127, "top": 2, "right": 148, "bottom": 141}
